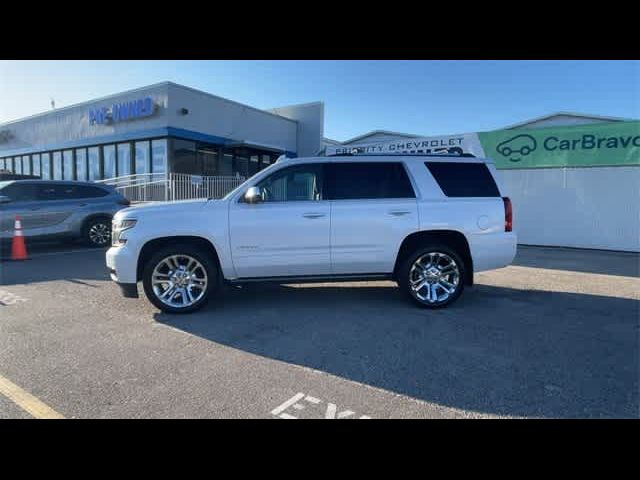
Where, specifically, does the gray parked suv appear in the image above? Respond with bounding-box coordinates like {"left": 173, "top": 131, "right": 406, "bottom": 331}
{"left": 0, "top": 180, "right": 129, "bottom": 248}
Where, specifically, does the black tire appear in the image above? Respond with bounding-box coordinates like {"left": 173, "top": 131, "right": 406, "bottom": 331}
{"left": 142, "top": 244, "right": 218, "bottom": 314}
{"left": 82, "top": 216, "right": 112, "bottom": 247}
{"left": 398, "top": 243, "right": 466, "bottom": 309}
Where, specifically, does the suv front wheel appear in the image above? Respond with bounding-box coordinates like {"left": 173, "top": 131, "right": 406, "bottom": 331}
{"left": 398, "top": 244, "right": 466, "bottom": 308}
{"left": 142, "top": 245, "right": 218, "bottom": 314}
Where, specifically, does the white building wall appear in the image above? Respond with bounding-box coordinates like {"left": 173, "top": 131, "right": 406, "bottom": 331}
{"left": 498, "top": 166, "right": 639, "bottom": 252}
{"left": 268, "top": 102, "right": 324, "bottom": 157}
{"left": 167, "top": 83, "right": 298, "bottom": 153}
{"left": 345, "top": 132, "right": 418, "bottom": 146}
{"left": 0, "top": 83, "right": 171, "bottom": 152}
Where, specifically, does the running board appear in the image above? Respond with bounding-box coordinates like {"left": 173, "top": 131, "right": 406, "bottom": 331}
{"left": 227, "top": 273, "right": 393, "bottom": 285}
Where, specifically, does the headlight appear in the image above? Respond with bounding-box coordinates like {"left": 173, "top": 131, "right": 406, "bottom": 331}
{"left": 112, "top": 219, "right": 137, "bottom": 246}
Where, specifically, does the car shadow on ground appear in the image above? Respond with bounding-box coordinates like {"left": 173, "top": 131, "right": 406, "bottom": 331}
{"left": 0, "top": 244, "right": 108, "bottom": 285}
{"left": 154, "top": 282, "right": 639, "bottom": 419}
{"left": 513, "top": 245, "right": 639, "bottom": 278}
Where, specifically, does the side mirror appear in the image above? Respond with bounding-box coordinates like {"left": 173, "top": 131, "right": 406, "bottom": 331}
{"left": 0, "top": 195, "right": 11, "bottom": 204}
{"left": 244, "top": 186, "right": 262, "bottom": 204}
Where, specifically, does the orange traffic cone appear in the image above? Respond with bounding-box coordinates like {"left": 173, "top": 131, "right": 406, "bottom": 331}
{"left": 11, "top": 215, "right": 28, "bottom": 261}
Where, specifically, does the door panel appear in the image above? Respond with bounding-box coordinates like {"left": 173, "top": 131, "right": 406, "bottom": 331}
{"left": 326, "top": 162, "right": 419, "bottom": 274}
{"left": 228, "top": 163, "right": 330, "bottom": 278}
{"left": 229, "top": 201, "right": 330, "bottom": 277}
{"left": 330, "top": 199, "right": 418, "bottom": 274}
{"left": 0, "top": 183, "right": 48, "bottom": 235}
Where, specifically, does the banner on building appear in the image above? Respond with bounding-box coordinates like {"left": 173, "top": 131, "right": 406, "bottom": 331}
{"left": 326, "top": 121, "right": 640, "bottom": 169}
{"left": 478, "top": 120, "right": 640, "bottom": 169}
{"left": 325, "top": 133, "right": 485, "bottom": 157}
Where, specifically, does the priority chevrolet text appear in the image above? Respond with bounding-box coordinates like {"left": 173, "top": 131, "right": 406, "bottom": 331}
{"left": 106, "top": 154, "right": 517, "bottom": 313}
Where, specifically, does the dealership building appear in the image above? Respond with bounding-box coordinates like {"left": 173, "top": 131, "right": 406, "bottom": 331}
{"left": 0, "top": 82, "right": 638, "bottom": 252}
{"left": 0, "top": 82, "right": 323, "bottom": 182}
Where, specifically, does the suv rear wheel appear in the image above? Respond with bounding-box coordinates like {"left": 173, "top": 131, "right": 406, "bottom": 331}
{"left": 142, "top": 245, "right": 218, "bottom": 314}
{"left": 398, "top": 244, "right": 466, "bottom": 308}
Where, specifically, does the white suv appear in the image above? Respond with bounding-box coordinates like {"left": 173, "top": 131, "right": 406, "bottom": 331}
{"left": 106, "top": 154, "right": 516, "bottom": 314}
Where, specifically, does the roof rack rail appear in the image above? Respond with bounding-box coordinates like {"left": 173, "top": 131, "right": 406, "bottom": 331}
{"left": 327, "top": 152, "right": 476, "bottom": 158}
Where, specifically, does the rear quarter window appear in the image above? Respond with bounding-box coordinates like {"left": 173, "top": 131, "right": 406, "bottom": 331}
{"left": 425, "top": 162, "right": 500, "bottom": 197}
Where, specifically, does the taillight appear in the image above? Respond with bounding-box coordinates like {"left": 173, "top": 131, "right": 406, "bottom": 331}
{"left": 503, "top": 197, "right": 512, "bottom": 232}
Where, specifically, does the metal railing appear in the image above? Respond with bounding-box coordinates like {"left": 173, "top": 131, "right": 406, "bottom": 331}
{"left": 97, "top": 173, "right": 246, "bottom": 203}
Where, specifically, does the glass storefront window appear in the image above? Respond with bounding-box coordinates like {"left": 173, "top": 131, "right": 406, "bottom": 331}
{"left": 197, "top": 145, "right": 218, "bottom": 176}
{"left": 32, "top": 154, "right": 41, "bottom": 177}
{"left": 41, "top": 153, "right": 51, "bottom": 180}
{"left": 53, "top": 152, "right": 62, "bottom": 179}
{"left": 63, "top": 150, "right": 73, "bottom": 180}
{"left": 7, "top": 158, "right": 14, "bottom": 172}
{"left": 88, "top": 147, "right": 100, "bottom": 181}
{"left": 76, "top": 149, "right": 88, "bottom": 181}
{"left": 103, "top": 145, "right": 116, "bottom": 179}
{"left": 135, "top": 141, "right": 150, "bottom": 175}
{"left": 117, "top": 143, "right": 131, "bottom": 176}
{"left": 171, "top": 139, "right": 197, "bottom": 175}
{"left": 0, "top": 159, "right": 4, "bottom": 171}
{"left": 234, "top": 155, "right": 249, "bottom": 177}
{"left": 219, "top": 153, "right": 233, "bottom": 176}
{"left": 15, "top": 156, "right": 23, "bottom": 174}
{"left": 249, "top": 155, "right": 260, "bottom": 176}
{"left": 151, "top": 139, "right": 167, "bottom": 174}
{"left": 22, "top": 156, "right": 31, "bottom": 175}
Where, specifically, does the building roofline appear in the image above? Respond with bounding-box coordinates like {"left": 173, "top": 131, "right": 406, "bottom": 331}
{"left": 341, "top": 129, "right": 421, "bottom": 145}
{"left": 268, "top": 100, "right": 324, "bottom": 111}
{"left": 166, "top": 82, "right": 298, "bottom": 125}
{"left": 0, "top": 81, "right": 299, "bottom": 128}
{"left": 502, "top": 111, "right": 634, "bottom": 130}
{"left": 0, "top": 81, "right": 175, "bottom": 128}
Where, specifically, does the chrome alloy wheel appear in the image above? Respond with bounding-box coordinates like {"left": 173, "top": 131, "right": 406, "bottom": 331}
{"left": 408, "top": 252, "right": 460, "bottom": 304}
{"left": 89, "top": 223, "right": 111, "bottom": 246}
{"left": 151, "top": 255, "right": 208, "bottom": 308}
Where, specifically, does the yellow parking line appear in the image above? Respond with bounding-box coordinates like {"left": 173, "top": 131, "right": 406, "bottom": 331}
{"left": 0, "top": 373, "right": 64, "bottom": 419}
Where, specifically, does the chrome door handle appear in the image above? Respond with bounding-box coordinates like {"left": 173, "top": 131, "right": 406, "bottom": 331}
{"left": 388, "top": 210, "right": 411, "bottom": 216}
{"left": 303, "top": 213, "right": 326, "bottom": 219}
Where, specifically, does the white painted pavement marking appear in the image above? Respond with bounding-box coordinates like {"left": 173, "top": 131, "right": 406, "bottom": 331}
{"left": 270, "top": 392, "right": 305, "bottom": 417}
{"left": 0, "top": 289, "right": 28, "bottom": 306}
{"left": 271, "top": 392, "right": 372, "bottom": 419}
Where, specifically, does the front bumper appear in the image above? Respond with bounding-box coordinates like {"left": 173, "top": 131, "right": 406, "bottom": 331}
{"left": 109, "top": 277, "right": 139, "bottom": 298}
{"left": 106, "top": 244, "right": 139, "bottom": 286}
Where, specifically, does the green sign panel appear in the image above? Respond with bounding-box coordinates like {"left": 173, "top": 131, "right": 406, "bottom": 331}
{"left": 478, "top": 120, "right": 640, "bottom": 169}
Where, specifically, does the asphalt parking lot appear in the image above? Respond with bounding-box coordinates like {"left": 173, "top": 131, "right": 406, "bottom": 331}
{"left": 0, "top": 243, "right": 638, "bottom": 419}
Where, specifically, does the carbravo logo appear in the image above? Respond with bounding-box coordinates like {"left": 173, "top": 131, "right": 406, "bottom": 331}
{"left": 496, "top": 134, "right": 537, "bottom": 162}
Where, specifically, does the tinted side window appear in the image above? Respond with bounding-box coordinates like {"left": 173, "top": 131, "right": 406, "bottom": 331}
{"left": 1, "top": 183, "right": 38, "bottom": 201}
{"left": 37, "top": 184, "right": 67, "bottom": 201}
{"left": 70, "top": 186, "right": 110, "bottom": 199}
{"left": 425, "top": 162, "right": 500, "bottom": 197}
{"left": 327, "top": 162, "right": 415, "bottom": 200}
{"left": 37, "top": 184, "right": 109, "bottom": 200}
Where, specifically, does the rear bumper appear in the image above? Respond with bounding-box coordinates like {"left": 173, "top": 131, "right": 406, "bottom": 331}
{"left": 469, "top": 231, "right": 517, "bottom": 272}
